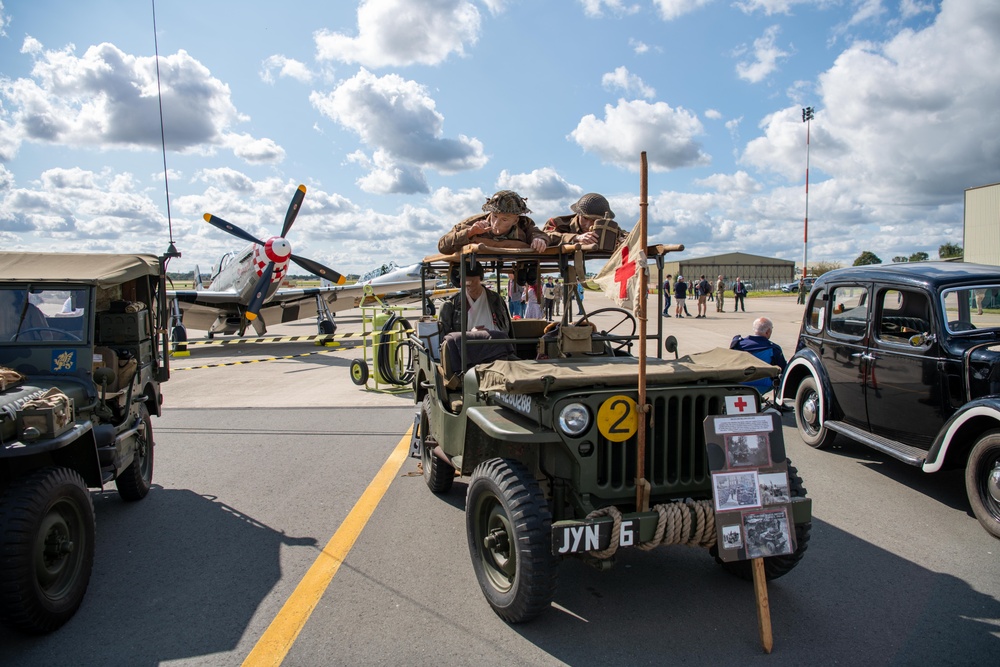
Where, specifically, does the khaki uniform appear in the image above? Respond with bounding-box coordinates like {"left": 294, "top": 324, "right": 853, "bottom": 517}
{"left": 543, "top": 214, "right": 626, "bottom": 247}
{"left": 715, "top": 279, "right": 726, "bottom": 312}
{"left": 438, "top": 213, "right": 549, "bottom": 255}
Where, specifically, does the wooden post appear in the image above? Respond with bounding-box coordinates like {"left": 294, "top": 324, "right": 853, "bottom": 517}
{"left": 635, "top": 151, "right": 650, "bottom": 511}
{"left": 751, "top": 557, "right": 773, "bottom": 653}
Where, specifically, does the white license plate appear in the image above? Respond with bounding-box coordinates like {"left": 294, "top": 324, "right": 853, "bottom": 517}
{"left": 552, "top": 518, "right": 638, "bottom": 555}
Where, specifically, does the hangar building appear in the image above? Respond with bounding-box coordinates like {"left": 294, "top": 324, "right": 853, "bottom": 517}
{"left": 661, "top": 252, "right": 796, "bottom": 291}
{"left": 964, "top": 182, "right": 1000, "bottom": 266}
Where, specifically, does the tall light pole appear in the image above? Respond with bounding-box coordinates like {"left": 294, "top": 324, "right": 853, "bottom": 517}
{"left": 801, "top": 106, "right": 814, "bottom": 279}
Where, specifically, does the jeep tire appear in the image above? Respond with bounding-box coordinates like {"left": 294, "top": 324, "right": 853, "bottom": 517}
{"left": 795, "top": 376, "right": 836, "bottom": 449}
{"left": 0, "top": 467, "right": 95, "bottom": 634}
{"left": 966, "top": 430, "right": 1000, "bottom": 539}
{"left": 466, "top": 458, "right": 557, "bottom": 623}
{"left": 421, "top": 396, "right": 454, "bottom": 494}
{"left": 116, "top": 404, "right": 154, "bottom": 501}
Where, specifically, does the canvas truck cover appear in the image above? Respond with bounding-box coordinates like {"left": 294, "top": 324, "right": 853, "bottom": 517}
{"left": 476, "top": 347, "right": 779, "bottom": 394}
{"left": 0, "top": 252, "right": 161, "bottom": 288}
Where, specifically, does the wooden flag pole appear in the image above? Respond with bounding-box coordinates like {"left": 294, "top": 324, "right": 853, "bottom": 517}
{"left": 636, "top": 152, "right": 650, "bottom": 511}
{"left": 752, "top": 557, "right": 774, "bottom": 653}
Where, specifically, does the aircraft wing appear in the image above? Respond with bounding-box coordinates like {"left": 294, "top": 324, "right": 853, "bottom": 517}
{"left": 167, "top": 279, "right": 425, "bottom": 330}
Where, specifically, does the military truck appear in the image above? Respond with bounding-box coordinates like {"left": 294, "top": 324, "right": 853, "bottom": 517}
{"left": 0, "top": 252, "right": 170, "bottom": 634}
{"left": 410, "top": 245, "right": 812, "bottom": 623}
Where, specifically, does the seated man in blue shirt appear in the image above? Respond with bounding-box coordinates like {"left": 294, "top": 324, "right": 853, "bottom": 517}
{"left": 730, "top": 317, "right": 787, "bottom": 399}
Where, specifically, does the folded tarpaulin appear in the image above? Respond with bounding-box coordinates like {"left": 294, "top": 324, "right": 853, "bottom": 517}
{"left": 476, "top": 347, "right": 779, "bottom": 394}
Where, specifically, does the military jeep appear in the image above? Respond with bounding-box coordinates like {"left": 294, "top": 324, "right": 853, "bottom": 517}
{"left": 0, "top": 252, "right": 170, "bottom": 634}
{"left": 411, "top": 245, "right": 812, "bottom": 623}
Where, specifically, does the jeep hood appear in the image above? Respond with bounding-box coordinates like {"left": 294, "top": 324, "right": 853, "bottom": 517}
{"left": 477, "top": 347, "right": 778, "bottom": 394}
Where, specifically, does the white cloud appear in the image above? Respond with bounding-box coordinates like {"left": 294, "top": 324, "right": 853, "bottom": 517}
{"left": 705, "top": 108, "right": 722, "bottom": 120}
{"left": 735, "top": 25, "right": 790, "bottom": 83}
{"left": 744, "top": 0, "right": 1000, "bottom": 207}
{"left": 0, "top": 1, "right": 9, "bottom": 38}
{"left": 496, "top": 167, "right": 583, "bottom": 202}
{"left": 629, "top": 38, "right": 650, "bottom": 54}
{"left": 651, "top": 0, "right": 715, "bottom": 21}
{"left": 314, "top": 0, "right": 481, "bottom": 68}
{"left": 569, "top": 99, "right": 710, "bottom": 172}
{"left": 733, "top": 0, "right": 802, "bottom": 15}
{"left": 260, "top": 55, "right": 314, "bottom": 84}
{"left": 601, "top": 66, "right": 656, "bottom": 99}
{"left": 0, "top": 39, "right": 282, "bottom": 163}
{"left": 900, "top": 0, "right": 935, "bottom": 19}
{"left": 350, "top": 148, "right": 429, "bottom": 194}
{"left": 578, "top": 0, "right": 641, "bottom": 17}
{"left": 310, "top": 68, "right": 487, "bottom": 188}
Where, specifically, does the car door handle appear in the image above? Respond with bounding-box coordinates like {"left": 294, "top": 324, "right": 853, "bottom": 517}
{"left": 851, "top": 352, "right": 876, "bottom": 361}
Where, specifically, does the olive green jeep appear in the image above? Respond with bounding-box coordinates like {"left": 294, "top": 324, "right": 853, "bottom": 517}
{"left": 410, "top": 245, "right": 811, "bottom": 623}
{"left": 0, "top": 252, "right": 171, "bottom": 634}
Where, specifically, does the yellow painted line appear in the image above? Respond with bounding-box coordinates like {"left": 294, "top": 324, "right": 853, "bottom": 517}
{"left": 242, "top": 428, "right": 413, "bottom": 667}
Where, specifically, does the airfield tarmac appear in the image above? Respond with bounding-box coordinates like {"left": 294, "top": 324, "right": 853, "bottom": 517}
{"left": 4, "top": 292, "right": 998, "bottom": 666}
{"left": 165, "top": 290, "right": 806, "bottom": 409}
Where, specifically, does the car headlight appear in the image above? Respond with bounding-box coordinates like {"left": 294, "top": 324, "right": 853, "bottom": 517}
{"left": 558, "top": 403, "right": 591, "bottom": 437}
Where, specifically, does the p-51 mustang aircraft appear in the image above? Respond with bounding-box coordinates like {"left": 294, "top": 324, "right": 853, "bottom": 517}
{"left": 167, "top": 184, "right": 424, "bottom": 339}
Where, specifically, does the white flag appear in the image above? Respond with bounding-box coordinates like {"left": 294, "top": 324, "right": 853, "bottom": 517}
{"left": 592, "top": 223, "right": 646, "bottom": 314}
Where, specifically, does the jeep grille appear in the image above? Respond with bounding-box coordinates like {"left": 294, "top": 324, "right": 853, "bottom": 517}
{"left": 596, "top": 391, "right": 723, "bottom": 494}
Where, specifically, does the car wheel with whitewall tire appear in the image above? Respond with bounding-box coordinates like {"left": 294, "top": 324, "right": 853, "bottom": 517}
{"left": 966, "top": 430, "right": 1000, "bottom": 539}
{"left": 794, "top": 376, "right": 836, "bottom": 449}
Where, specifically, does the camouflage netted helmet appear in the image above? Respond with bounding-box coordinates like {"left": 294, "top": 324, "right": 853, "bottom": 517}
{"left": 482, "top": 190, "right": 531, "bottom": 215}
{"left": 571, "top": 193, "right": 615, "bottom": 220}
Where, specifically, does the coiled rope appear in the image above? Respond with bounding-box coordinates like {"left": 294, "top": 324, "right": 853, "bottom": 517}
{"left": 584, "top": 499, "right": 717, "bottom": 559}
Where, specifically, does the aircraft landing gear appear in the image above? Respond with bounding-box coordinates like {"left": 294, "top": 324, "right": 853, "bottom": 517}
{"left": 315, "top": 294, "right": 337, "bottom": 335}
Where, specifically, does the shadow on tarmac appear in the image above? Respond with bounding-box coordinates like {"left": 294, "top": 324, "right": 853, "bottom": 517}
{"left": 0, "top": 487, "right": 317, "bottom": 666}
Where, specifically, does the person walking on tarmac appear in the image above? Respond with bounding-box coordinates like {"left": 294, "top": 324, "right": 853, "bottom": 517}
{"left": 716, "top": 275, "right": 726, "bottom": 313}
{"left": 673, "top": 275, "right": 689, "bottom": 318}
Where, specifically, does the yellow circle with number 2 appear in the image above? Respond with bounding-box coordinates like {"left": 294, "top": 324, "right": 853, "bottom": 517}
{"left": 596, "top": 395, "right": 638, "bottom": 442}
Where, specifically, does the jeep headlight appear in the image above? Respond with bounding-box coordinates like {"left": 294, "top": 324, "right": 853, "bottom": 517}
{"left": 557, "top": 403, "right": 591, "bottom": 437}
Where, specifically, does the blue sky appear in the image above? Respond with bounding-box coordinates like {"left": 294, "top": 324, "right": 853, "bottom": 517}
{"left": 0, "top": 0, "right": 995, "bottom": 276}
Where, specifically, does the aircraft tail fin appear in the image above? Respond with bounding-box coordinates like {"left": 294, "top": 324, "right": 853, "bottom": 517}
{"left": 195, "top": 265, "right": 205, "bottom": 291}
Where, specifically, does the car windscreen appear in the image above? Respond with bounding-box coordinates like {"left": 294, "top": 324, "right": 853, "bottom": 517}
{"left": 0, "top": 286, "right": 91, "bottom": 344}
{"left": 941, "top": 286, "right": 1000, "bottom": 334}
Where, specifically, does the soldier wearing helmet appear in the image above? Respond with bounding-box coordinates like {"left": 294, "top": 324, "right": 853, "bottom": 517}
{"left": 438, "top": 189, "right": 550, "bottom": 255}
{"left": 543, "top": 193, "right": 625, "bottom": 248}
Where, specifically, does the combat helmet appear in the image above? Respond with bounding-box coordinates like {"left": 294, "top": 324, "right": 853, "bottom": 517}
{"left": 570, "top": 193, "right": 615, "bottom": 220}
{"left": 482, "top": 190, "right": 531, "bottom": 215}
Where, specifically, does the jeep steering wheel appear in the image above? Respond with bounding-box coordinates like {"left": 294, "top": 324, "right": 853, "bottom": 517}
{"left": 8, "top": 327, "right": 82, "bottom": 342}
{"left": 577, "top": 307, "right": 637, "bottom": 354}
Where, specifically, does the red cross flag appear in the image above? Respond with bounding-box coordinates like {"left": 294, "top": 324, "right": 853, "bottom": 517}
{"left": 592, "top": 223, "right": 646, "bottom": 314}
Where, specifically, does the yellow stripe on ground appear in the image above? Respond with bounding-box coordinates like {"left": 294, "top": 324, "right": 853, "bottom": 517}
{"left": 242, "top": 428, "right": 413, "bottom": 667}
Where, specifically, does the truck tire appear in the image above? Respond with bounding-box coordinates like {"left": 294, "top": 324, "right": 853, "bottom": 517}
{"left": 116, "top": 404, "right": 154, "bottom": 501}
{"left": 712, "top": 460, "right": 811, "bottom": 581}
{"left": 421, "top": 396, "right": 454, "bottom": 494}
{"left": 794, "top": 376, "right": 836, "bottom": 449}
{"left": 0, "top": 467, "right": 95, "bottom": 634}
{"left": 466, "top": 458, "right": 557, "bottom": 623}
{"left": 965, "top": 429, "right": 1000, "bottom": 539}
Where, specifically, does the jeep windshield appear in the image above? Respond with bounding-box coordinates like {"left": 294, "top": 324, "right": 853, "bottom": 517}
{"left": 0, "top": 286, "right": 91, "bottom": 344}
{"left": 941, "top": 285, "right": 1000, "bottom": 335}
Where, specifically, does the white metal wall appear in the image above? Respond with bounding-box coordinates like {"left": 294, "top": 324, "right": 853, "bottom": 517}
{"left": 965, "top": 183, "right": 1000, "bottom": 265}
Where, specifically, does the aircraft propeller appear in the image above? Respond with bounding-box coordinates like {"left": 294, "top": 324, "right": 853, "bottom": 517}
{"left": 202, "top": 184, "right": 346, "bottom": 322}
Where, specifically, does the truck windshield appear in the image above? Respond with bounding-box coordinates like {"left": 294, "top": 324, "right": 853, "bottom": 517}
{"left": 0, "top": 287, "right": 90, "bottom": 343}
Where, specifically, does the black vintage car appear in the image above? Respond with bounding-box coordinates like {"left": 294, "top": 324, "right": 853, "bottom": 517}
{"left": 778, "top": 262, "right": 1000, "bottom": 538}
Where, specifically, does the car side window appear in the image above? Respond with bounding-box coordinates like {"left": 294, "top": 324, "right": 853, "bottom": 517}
{"left": 877, "top": 289, "right": 931, "bottom": 344}
{"left": 803, "top": 289, "right": 825, "bottom": 333}
{"left": 828, "top": 285, "right": 868, "bottom": 338}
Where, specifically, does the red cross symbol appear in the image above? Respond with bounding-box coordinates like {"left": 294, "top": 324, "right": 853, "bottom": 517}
{"left": 613, "top": 246, "right": 637, "bottom": 299}
{"left": 733, "top": 396, "right": 749, "bottom": 412}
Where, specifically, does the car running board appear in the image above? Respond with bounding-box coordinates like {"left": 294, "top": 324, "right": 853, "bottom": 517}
{"left": 824, "top": 420, "right": 928, "bottom": 466}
